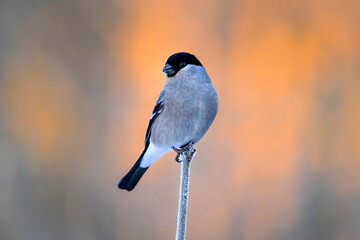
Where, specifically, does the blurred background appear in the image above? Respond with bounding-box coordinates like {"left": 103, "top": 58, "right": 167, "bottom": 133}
{"left": 1, "top": 0, "right": 359, "bottom": 239}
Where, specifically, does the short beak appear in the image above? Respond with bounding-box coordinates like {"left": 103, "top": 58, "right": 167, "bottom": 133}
{"left": 162, "top": 64, "right": 176, "bottom": 77}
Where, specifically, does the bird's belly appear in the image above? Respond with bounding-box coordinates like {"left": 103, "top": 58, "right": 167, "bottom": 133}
{"left": 151, "top": 105, "right": 199, "bottom": 148}
{"left": 150, "top": 89, "right": 217, "bottom": 148}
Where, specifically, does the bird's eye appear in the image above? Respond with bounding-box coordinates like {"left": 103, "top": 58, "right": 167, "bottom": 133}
{"left": 179, "top": 62, "right": 187, "bottom": 68}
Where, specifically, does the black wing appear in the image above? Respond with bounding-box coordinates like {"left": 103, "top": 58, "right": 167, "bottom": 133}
{"left": 144, "top": 91, "right": 165, "bottom": 146}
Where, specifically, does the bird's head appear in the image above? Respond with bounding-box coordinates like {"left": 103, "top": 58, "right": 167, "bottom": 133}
{"left": 162, "top": 52, "right": 203, "bottom": 78}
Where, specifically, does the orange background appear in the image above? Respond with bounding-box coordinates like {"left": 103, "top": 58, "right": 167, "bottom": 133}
{"left": 1, "top": 0, "right": 359, "bottom": 239}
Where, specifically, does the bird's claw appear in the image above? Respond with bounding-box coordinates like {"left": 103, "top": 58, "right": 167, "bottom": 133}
{"left": 172, "top": 146, "right": 183, "bottom": 163}
{"left": 172, "top": 142, "right": 195, "bottom": 163}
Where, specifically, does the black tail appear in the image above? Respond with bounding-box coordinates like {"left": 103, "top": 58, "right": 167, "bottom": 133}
{"left": 118, "top": 149, "right": 149, "bottom": 191}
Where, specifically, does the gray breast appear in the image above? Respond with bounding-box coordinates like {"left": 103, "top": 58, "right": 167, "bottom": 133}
{"left": 151, "top": 81, "right": 218, "bottom": 148}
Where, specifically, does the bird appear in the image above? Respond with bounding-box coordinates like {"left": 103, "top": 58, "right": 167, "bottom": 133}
{"left": 118, "top": 52, "right": 218, "bottom": 191}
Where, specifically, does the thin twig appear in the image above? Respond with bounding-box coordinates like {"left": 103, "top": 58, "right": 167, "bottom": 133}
{"left": 175, "top": 146, "right": 196, "bottom": 240}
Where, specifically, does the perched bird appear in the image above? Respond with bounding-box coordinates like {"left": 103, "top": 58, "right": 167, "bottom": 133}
{"left": 118, "top": 52, "right": 218, "bottom": 191}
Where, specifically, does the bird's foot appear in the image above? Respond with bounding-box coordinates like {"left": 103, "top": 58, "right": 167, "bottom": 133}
{"left": 172, "top": 142, "right": 196, "bottom": 163}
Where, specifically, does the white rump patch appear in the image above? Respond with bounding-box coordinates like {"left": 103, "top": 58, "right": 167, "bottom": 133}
{"left": 140, "top": 142, "right": 171, "bottom": 168}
